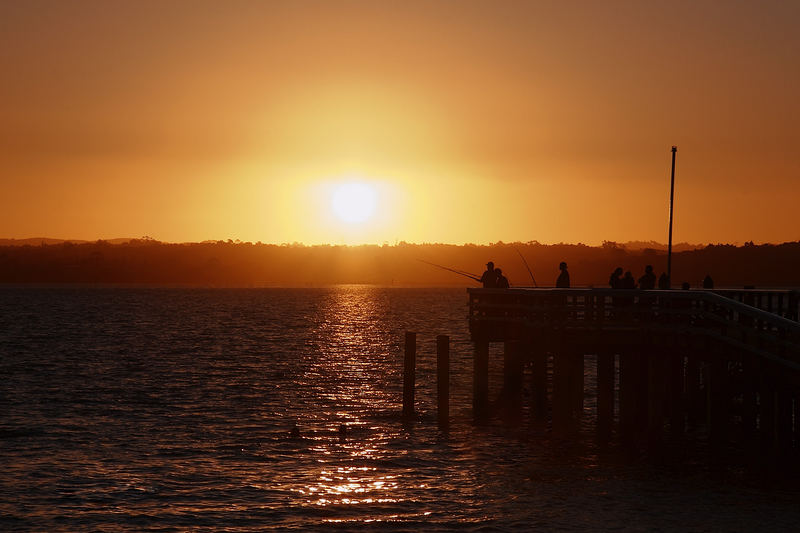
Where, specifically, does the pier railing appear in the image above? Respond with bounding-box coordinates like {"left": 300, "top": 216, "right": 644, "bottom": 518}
{"left": 711, "top": 288, "right": 799, "bottom": 321}
{"left": 468, "top": 288, "right": 800, "bottom": 373}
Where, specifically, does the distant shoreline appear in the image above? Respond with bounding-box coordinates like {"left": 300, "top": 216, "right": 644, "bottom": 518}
{"left": 2, "top": 239, "right": 798, "bottom": 288}
{"left": 0, "top": 237, "right": 715, "bottom": 252}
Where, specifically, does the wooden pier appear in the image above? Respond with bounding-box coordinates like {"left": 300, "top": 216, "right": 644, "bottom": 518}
{"left": 466, "top": 287, "right": 800, "bottom": 456}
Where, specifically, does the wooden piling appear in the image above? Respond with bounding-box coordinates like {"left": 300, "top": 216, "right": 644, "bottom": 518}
{"left": 503, "top": 341, "right": 524, "bottom": 423}
{"left": 741, "top": 355, "right": 758, "bottom": 448}
{"left": 686, "top": 355, "right": 702, "bottom": 429}
{"left": 552, "top": 351, "right": 574, "bottom": 433}
{"left": 403, "top": 332, "right": 416, "bottom": 420}
{"left": 474, "top": 339, "right": 489, "bottom": 423}
{"left": 667, "top": 353, "right": 685, "bottom": 434}
{"left": 636, "top": 353, "right": 650, "bottom": 439}
{"left": 619, "top": 351, "right": 638, "bottom": 445}
{"left": 572, "top": 351, "right": 584, "bottom": 420}
{"left": 437, "top": 335, "right": 450, "bottom": 428}
{"left": 619, "top": 347, "right": 649, "bottom": 445}
{"left": 531, "top": 346, "right": 548, "bottom": 422}
{"left": 596, "top": 351, "right": 615, "bottom": 441}
{"left": 707, "top": 357, "right": 729, "bottom": 447}
{"left": 776, "top": 386, "right": 793, "bottom": 455}
{"left": 647, "top": 353, "right": 666, "bottom": 445}
{"left": 759, "top": 373, "right": 777, "bottom": 451}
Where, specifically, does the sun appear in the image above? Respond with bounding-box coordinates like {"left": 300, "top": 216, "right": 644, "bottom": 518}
{"left": 330, "top": 182, "right": 377, "bottom": 224}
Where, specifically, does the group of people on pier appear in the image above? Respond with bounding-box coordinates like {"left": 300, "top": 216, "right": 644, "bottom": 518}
{"left": 479, "top": 260, "right": 714, "bottom": 290}
{"left": 479, "top": 261, "right": 510, "bottom": 288}
{"left": 609, "top": 265, "right": 659, "bottom": 289}
{"left": 609, "top": 265, "right": 714, "bottom": 290}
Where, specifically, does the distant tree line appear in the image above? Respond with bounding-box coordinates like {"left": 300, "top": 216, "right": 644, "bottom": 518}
{"left": 0, "top": 239, "right": 799, "bottom": 288}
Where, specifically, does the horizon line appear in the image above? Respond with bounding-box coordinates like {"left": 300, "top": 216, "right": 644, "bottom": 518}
{"left": 0, "top": 237, "right": 787, "bottom": 249}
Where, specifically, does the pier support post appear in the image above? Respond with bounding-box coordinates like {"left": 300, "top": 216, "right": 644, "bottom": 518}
{"left": 667, "top": 353, "right": 685, "bottom": 434}
{"left": 403, "top": 332, "right": 416, "bottom": 420}
{"left": 596, "top": 351, "right": 615, "bottom": 442}
{"left": 742, "top": 354, "right": 759, "bottom": 448}
{"left": 647, "top": 352, "right": 666, "bottom": 445}
{"left": 741, "top": 355, "right": 758, "bottom": 449}
{"left": 686, "top": 355, "right": 702, "bottom": 429}
{"left": 503, "top": 341, "right": 524, "bottom": 424}
{"left": 620, "top": 350, "right": 647, "bottom": 444}
{"left": 437, "top": 335, "right": 450, "bottom": 428}
{"left": 474, "top": 339, "right": 490, "bottom": 423}
{"left": 618, "top": 351, "right": 635, "bottom": 444}
{"left": 759, "top": 372, "right": 776, "bottom": 451}
{"left": 552, "top": 350, "right": 575, "bottom": 434}
{"left": 530, "top": 346, "right": 548, "bottom": 423}
{"left": 776, "top": 386, "right": 794, "bottom": 455}
{"left": 707, "top": 356, "right": 729, "bottom": 447}
{"left": 571, "top": 351, "right": 584, "bottom": 421}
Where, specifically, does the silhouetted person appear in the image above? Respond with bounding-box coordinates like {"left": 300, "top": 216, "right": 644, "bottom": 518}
{"left": 622, "top": 271, "right": 636, "bottom": 289}
{"left": 703, "top": 274, "right": 714, "bottom": 289}
{"left": 637, "top": 265, "right": 656, "bottom": 317}
{"left": 609, "top": 267, "right": 623, "bottom": 288}
{"left": 658, "top": 272, "right": 670, "bottom": 289}
{"left": 496, "top": 268, "right": 510, "bottom": 288}
{"left": 556, "top": 261, "right": 570, "bottom": 288}
{"left": 480, "top": 261, "right": 498, "bottom": 288}
{"left": 638, "top": 265, "right": 656, "bottom": 290}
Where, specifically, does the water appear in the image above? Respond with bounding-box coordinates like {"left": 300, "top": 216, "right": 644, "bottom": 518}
{"left": 1, "top": 287, "right": 799, "bottom": 531}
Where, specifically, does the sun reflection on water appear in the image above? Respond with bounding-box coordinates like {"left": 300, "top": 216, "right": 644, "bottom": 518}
{"left": 289, "top": 286, "right": 407, "bottom": 513}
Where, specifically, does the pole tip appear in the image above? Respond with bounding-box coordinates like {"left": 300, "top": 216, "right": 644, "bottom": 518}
{"left": 671, "top": 145, "right": 677, "bottom": 152}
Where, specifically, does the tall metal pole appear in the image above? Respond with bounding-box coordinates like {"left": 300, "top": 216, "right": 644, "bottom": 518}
{"left": 667, "top": 146, "right": 677, "bottom": 287}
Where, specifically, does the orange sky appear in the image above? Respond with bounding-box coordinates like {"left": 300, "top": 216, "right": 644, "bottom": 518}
{"left": 2, "top": 1, "right": 798, "bottom": 245}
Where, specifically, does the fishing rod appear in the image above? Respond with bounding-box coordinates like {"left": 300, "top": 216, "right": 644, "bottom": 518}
{"left": 514, "top": 247, "right": 537, "bottom": 287}
{"left": 418, "top": 259, "right": 481, "bottom": 282}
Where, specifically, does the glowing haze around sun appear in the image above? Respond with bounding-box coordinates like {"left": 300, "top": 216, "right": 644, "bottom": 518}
{"left": 330, "top": 182, "right": 377, "bottom": 224}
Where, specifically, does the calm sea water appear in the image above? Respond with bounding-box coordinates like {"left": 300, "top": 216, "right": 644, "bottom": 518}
{"left": 1, "top": 287, "right": 799, "bottom": 531}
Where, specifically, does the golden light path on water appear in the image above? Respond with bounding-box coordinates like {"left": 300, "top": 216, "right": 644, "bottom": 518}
{"left": 284, "top": 287, "right": 422, "bottom": 523}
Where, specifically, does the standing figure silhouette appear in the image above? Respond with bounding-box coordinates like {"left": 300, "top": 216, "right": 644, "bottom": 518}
{"left": 480, "top": 262, "right": 498, "bottom": 288}
{"left": 556, "top": 261, "right": 570, "bottom": 288}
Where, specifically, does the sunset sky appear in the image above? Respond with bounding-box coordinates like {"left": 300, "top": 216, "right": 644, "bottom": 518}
{"left": 2, "top": 1, "right": 798, "bottom": 245}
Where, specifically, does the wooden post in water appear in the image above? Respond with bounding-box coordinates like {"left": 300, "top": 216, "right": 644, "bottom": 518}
{"left": 437, "top": 335, "right": 450, "bottom": 428}
{"left": 707, "top": 355, "right": 729, "bottom": 447}
{"left": 619, "top": 346, "right": 648, "bottom": 445}
{"left": 474, "top": 339, "right": 490, "bottom": 423}
{"left": 572, "top": 351, "right": 584, "bottom": 420}
{"left": 647, "top": 352, "right": 666, "bottom": 445}
{"left": 530, "top": 346, "right": 548, "bottom": 423}
{"left": 686, "top": 355, "right": 702, "bottom": 429}
{"left": 596, "top": 351, "right": 615, "bottom": 441}
{"left": 618, "top": 351, "right": 637, "bottom": 445}
{"left": 741, "top": 354, "right": 758, "bottom": 449}
{"left": 552, "top": 351, "right": 574, "bottom": 434}
{"left": 503, "top": 340, "right": 524, "bottom": 424}
{"left": 776, "top": 386, "right": 794, "bottom": 456}
{"left": 529, "top": 337, "right": 548, "bottom": 423}
{"left": 759, "top": 372, "right": 776, "bottom": 452}
{"left": 667, "top": 353, "right": 685, "bottom": 434}
{"left": 636, "top": 353, "right": 650, "bottom": 442}
{"left": 403, "top": 332, "right": 416, "bottom": 420}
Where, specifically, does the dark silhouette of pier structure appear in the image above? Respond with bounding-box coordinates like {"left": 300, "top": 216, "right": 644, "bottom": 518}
{"left": 462, "top": 287, "right": 800, "bottom": 455}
